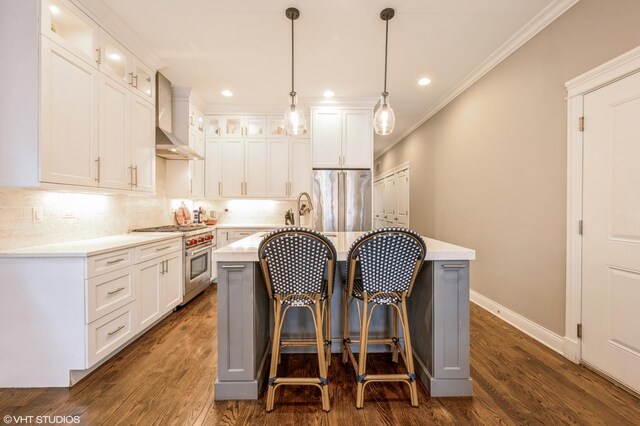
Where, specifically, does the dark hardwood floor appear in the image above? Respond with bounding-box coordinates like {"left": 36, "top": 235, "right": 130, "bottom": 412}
{"left": 1, "top": 286, "right": 639, "bottom": 425}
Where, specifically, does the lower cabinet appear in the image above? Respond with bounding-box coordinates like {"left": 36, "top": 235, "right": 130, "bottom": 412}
{"left": 137, "top": 251, "right": 182, "bottom": 331}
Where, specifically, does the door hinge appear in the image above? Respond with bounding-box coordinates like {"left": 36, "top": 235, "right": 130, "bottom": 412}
{"left": 577, "top": 323, "right": 582, "bottom": 339}
{"left": 578, "top": 220, "right": 583, "bottom": 235}
{"left": 579, "top": 116, "right": 584, "bottom": 132}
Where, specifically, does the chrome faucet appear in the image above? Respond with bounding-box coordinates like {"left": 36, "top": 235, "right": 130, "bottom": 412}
{"left": 296, "top": 192, "right": 313, "bottom": 226}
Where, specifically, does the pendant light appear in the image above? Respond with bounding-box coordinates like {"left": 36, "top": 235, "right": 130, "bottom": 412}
{"left": 373, "top": 8, "right": 396, "bottom": 136}
{"left": 284, "top": 7, "right": 306, "bottom": 136}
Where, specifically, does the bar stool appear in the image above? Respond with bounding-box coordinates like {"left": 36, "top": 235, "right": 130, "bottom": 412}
{"left": 342, "top": 227, "right": 426, "bottom": 408}
{"left": 258, "top": 227, "right": 337, "bottom": 412}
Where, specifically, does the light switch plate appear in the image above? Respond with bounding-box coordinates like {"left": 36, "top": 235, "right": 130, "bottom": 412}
{"left": 32, "top": 207, "right": 43, "bottom": 223}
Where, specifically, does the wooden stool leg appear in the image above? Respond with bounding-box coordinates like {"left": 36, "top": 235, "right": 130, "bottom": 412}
{"left": 355, "top": 296, "right": 369, "bottom": 408}
{"left": 342, "top": 292, "right": 350, "bottom": 364}
{"left": 266, "top": 300, "right": 283, "bottom": 412}
{"left": 400, "top": 296, "right": 418, "bottom": 407}
{"left": 325, "top": 299, "right": 332, "bottom": 368}
{"left": 392, "top": 306, "right": 399, "bottom": 363}
{"left": 314, "top": 302, "right": 330, "bottom": 411}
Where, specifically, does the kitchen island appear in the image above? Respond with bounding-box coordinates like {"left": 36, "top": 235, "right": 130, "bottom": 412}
{"left": 212, "top": 231, "right": 476, "bottom": 400}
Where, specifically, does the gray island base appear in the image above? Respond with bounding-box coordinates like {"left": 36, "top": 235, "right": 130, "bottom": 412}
{"left": 212, "top": 232, "right": 476, "bottom": 400}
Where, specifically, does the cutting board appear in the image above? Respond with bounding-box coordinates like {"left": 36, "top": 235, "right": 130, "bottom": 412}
{"left": 175, "top": 206, "right": 191, "bottom": 225}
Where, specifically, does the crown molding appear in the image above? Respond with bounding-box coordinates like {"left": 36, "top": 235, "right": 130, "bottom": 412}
{"left": 72, "top": 0, "right": 163, "bottom": 70}
{"left": 375, "top": 0, "right": 580, "bottom": 159}
{"left": 306, "top": 97, "right": 378, "bottom": 109}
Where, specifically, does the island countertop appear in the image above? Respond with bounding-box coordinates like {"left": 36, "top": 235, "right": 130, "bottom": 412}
{"left": 213, "top": 231, "right": 476, "bottom": 262}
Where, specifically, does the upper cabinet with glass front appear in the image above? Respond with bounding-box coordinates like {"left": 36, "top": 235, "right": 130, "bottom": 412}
{"left": 131, "top": 58, "right": 155, "bottom": 102}
{"left": 41, "top": 0, "right": 101, "bottom": 68}
{"left": 99, "top": 29, "right": 133, "bottom": 87}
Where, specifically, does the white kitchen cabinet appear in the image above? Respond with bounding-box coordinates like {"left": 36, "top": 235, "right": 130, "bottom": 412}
{"left": 289, "top": 138, "right": 312, "bottom": 197}
{"left": 245, "top": 139, "right": 268, "bottom": 197}
{"left": 205, "top": 138, "right": 222, "bottom": 198}
{"left": 98, "top": 29, "right": 133, "bottom": 88}
{"left": 373, "top": 180, "right": 385, "bottom": 226}
{"left": 137, "top": 258, "right": 163, "bottom": 330}
{"left": 267, "top": 139, "right": 289, "bottom": 197}
{"left": 206, "top": 116, "right": 222, "bottom": 138}
{"left": 41, "top": 0, "right": 101, "bottom": 69}
{"left": 163, "top": 252, "right": 183, "bottom": 310}
{"left": 245, "top": 116, "right": 267, "bottom": 138}
{"left": 220, "top": 116, "right": 244, "bottom": 138}
{"left": 221, "top": 139, "right": 245, "bottom": 197}
{"left": 131, "top": 58, "right": 155, "bottom": 102}
{"left": 342, "top": 110, "right": 373, "bottom": 168}
{"left": 99, "top": 74, "right": 131, "bottom": 190}
{"left": 40, "top": 37, "right": 100, "bottom": 187}
{"left": 311, "top": 110, "right": 342, "bottom": 168}
{"left": 311, "top": 108, "right": 372, "bottom": 169}
{"left": 268, "top": 116, "right": 288, "bottom": 138}
{"left": 130, "top": 95, "right": 155, "bottom": 192}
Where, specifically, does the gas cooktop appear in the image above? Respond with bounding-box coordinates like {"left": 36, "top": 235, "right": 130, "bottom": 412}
{"left": 133, "top": 224, "right": 208, "bottom": 233}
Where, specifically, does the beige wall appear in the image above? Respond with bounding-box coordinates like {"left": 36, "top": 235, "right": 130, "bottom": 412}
{"left": 377, "top": 0, "right": 640, "bottom": 335}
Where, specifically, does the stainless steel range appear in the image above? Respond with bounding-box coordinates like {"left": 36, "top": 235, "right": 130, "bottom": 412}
{"left": 133, "top": 224, "right": 215, "bottom": 305}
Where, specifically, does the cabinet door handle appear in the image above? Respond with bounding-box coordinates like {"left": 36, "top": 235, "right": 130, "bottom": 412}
{"left": 133, "top": 74, "right": 138, "bottom": 88}
{"left": 108, "top": 325, "right": 125, "bottom": 336}
{"left": 128, "top": 72, "right": 134, "bottom": 85}
{"left": 95, "top": 47, "right": 101, "bottom": 65}
{"left": 106, "top": 258, "right": 125, "bottom": 265}
{"left": 240, "top": 182, "right": 243, "bottom": 195}
{"left": 107, "top": 287, "right": 126, "bottom": 295}
{"left": 95, "top": 157, "right": 101, "bottom": 182}
{"left": 218, "top": 182, "right": 221, "bottom": 196}
{"left": 133, "top": 166, "right": 138, "bottom": 187}
{"left": 190, "top": 179, "right": 193, "bottom": 195}
{"left": 165, "top": 260, "right": 169, "bottom": 273}
{"left": 442, "top": 264, "right": 467, "bottom": 269}
{"left": 221, "top": 264, "right": 246, "bottom": 270}
{"left": 156, "top": 245, "right": 172, "bottom": 251}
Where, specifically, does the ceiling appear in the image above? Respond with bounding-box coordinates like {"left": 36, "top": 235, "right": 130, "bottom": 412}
{"left": 102, "top": 0, "right": 557, "bottom": 156}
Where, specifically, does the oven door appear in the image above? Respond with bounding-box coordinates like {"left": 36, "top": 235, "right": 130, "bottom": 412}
{"left": 185, "top": 243, "right": 212, "bottom": 295}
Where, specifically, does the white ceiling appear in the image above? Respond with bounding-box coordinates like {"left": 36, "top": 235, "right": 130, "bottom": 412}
{"left": 102, "top": 0, "right": 556, "bottom": 155}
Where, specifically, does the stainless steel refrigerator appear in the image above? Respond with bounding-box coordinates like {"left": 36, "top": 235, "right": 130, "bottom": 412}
{"left": 312, "top": 169, "right": 372, "bottom": 232}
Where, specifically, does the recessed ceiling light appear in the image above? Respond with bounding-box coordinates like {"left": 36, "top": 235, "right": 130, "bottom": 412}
{"left": 418, "top": 77, "right": 431, "bottom": 86}
{"left": 323, "top": 90, "right": 335, "bottom": 98}
{"left": 221, "top": 90, "right": 233, "bottom": 97}
{"left": 50, "top": 4, "right": 60, "bottom": 15}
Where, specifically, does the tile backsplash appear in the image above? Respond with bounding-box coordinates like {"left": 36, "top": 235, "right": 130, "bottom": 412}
{"left": 0, "top": 159, "right": 310, "bottom": 251}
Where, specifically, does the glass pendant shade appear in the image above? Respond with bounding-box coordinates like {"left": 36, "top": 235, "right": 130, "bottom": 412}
{"left": 373, "top": 95, "right": 395, "bottom": 135}
{"left": 284, "top": 94, "right": 307, "bottom": 136}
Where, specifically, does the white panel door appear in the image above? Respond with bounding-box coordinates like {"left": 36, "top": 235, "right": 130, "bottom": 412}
{"left": 395, "top": 170, "right": 409, "bottom": 226}
{"left": 384, "top": 176, "right": 396, "bottom": 223}
{"left": 40, "top": 38, "right": 99, "bottom": 187}
{"left": 582, "top": 71, "right": 640, "bottom": 393}
{"left": 137, "top": 259, "right": 162, "bottom": 331}
{"left": 342, "top": 110, "right": 372, "bottom": 169}
{"left": 373, "top": 180, "right": 385, "bottom": 224}
{"left": 205, "top": 138, "right": 222, "bottom": 198}
{"left": 131, "top": 95, "right": 155, "bottom": 192}
{"left": 245, "top": 139, "right": 267, "bottom": 197}
{"left": 267, "top": 139, "right": 289, "bottom": 198}
{"left": 312, "top": 110, "right": 342, "bottom": 168}
{"left": 99, "top": 75, "right": 131, "bottom": 190}
{"left": 163, "top": 253, "right": 183, "bottom": 311}
{"left": 289, "top": 138, "right": 312, "bottom": 198}
{"left": 221, "top": 139, "right": 244, "bottom": 197}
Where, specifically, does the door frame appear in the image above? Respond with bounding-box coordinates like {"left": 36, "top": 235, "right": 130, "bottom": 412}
{"left": 564, "top": 45, "right": 640, "bottom": 363}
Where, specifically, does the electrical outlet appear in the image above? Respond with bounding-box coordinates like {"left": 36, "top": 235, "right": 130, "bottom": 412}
{"left": 62, "top": 210, "right": 75, "bottom": 219}
{"left": 32, "top": 207, "right": 43, "bottom": 223}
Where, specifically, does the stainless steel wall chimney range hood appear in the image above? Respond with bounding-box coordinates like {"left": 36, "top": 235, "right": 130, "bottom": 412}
{"left": 155, "top": 73, "right": 203, "bottom": 160}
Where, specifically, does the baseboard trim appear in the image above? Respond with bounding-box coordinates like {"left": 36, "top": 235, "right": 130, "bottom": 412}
{"left": 470, "top": 290, "right": 564, "bottom": 355}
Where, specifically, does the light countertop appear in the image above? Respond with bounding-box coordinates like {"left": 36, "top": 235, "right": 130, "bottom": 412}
{"left": 0, "top": 233, "right": 181, "bottom": 258}
{"left": 213, "top": 231, "right": 476, "bottom": 262}
{"left": 211, "top": 223, "right": 284, "bottom": 229}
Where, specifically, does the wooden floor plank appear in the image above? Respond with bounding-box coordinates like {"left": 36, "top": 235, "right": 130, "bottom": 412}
{"left": 0, "top": 287, "right": 638, "bottom": 425}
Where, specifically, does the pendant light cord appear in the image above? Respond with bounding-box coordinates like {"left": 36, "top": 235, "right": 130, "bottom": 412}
{"left": 291, "top": 17, "right": 295, "bottom": 95}
{"left": 383, "top": 19, "right": 389, "bottom": 96}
